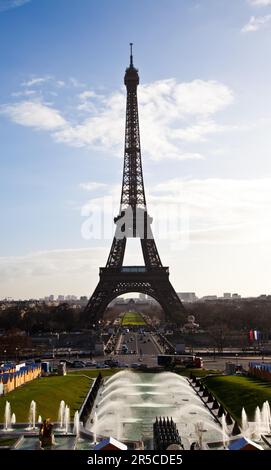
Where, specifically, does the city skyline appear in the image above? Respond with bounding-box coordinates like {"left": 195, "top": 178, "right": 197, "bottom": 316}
{"left": 3, "top": 290, "right": 271, "bottom": 302}
{"left": 1, "top": 0, "right": 271, "bottom": 299}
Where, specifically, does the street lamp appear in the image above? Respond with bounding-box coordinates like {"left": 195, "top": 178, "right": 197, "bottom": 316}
{"left": 235, "top": 353, "right": 238, "bottom": 368}
{"left": 52, "top": 347, "right": 55, "bottom": 371}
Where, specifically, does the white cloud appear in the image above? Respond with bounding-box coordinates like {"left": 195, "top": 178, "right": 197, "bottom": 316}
{"left": 0, "top": 0, "right": 31, "bottom": 12}
{"left": 0, "top": 247, "right": 107, "bottom": 299}
{"left": 0, "top": 248, "right": 102, "bottom": 280}
{"left": 11, "top": 89, "right": 37, "bottom": 97}
{"left": 151, "top": 177, "right": 271, "bottom": 245}
{"left": 79, "top": 181, "right": 107, "bottom": 191}
{"left": 77, "top": 90, "right": 100, "bottom": 113}
{"left": 22, "top": 76, "right": 66, "bottom": 88}
{"left": 22, "top": 77, "right": 51, "bottom": 87}
{"left": 79, "top": 91, "right": 97, "bottom": 101}
{"left": 1, "top": 177, "right": 271, "bottom": 298}
{"left": 79, "top": 177, "right": 271, "bottom": 246}
{"left": 139, "top": 78, "right": 233, "bottom": 116}
{"left": 241, "top": 15, "right": 271, "bottom": 32}
{"left": 163, "top": 120, "right": 232, "bottom": 143}
{"left": 56, "top": 80, "right": 66, "bottom": 88}
{"left": 0, "top": 100, "right": 67, "bottom": 130}
{"left": 249, "top": 0, "right": 271, "bottom": 6}
{"left": 2, "top": 78, "right": 235, "bottom": 161}
{"left": 54, "top": 78, "right": 234, "bottom": 161}
{"left": 69, "top": 77, "right": 85, "bottom": 88}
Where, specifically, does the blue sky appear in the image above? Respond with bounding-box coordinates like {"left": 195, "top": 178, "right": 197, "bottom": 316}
{"left": 0, "top": 0, "right": 271, "bottom": 299}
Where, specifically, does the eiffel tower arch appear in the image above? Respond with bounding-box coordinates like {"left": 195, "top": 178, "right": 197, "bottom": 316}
{"left": 85, "top": 45, "right": 185, "bottom": 324}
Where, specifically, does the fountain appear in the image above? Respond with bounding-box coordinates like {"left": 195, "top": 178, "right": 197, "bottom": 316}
{"left": 240, "top": 401, "right": 271, "bottom": 442}
{"left": 28, "top": 400, "right": 37, "bottom": 430}
{"left": 5, "top": 372, "right": 269, "bottom": 450}
{"left": 253, "top": 406, "right": 261, "bottom": 441}
{"left": 241, "top": 407, "right": 249, "bottom": 436}
{"left": 11, "top": 413, "right": 16, "bottom": 425}
{"left": 116, "top": 413, "right": 122, "bottom": 441}
{"left": 4, "top": 401, "right": 12, "bottom": 431}
{"left": 261, "top": 401, "right": 271, "bottom": 434}
{"left": 64, "top": 405, "right": 70, "bottom": 435}
{"left": 194, "top": 422, "right": 204, "bottom": 449}
{"left": 58, "top": 400, "right": 66, "bottom": 430}
{"left": 221, "top": 414, "right": 229, "bottom": 449}
{"left": 92, "top": 412, "right": 98, "bottom": 444}
{"left": 73, "top": 411, "right": 80, "bottom": 437}
{"left": 87, "top": 371, "right": 225, "bottom": 448}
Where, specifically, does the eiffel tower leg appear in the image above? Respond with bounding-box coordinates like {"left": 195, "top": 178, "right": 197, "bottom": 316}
{"left": 85, "top": 279, "right": 116, "bottom": 325}
{"left": 150, "top": 279, "right": 186, "bottom": 324}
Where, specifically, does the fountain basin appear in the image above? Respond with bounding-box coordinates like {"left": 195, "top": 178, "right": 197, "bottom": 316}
{"left": 12, "top": 434, "right": 78, "bottom": 450}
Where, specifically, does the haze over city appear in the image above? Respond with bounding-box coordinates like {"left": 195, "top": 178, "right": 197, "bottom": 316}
{"left": 1, "top": 0, "right": 271, "bottom": 299}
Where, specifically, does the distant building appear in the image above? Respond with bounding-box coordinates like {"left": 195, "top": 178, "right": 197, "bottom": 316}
{"left": 65, "top": 295, "right": 77, "bottom": 301}
{"left": 232, "top": 293, "right": 241, "bottom": 300}
{"left": 139, "top": 293, "right": 147, "bottom": 300}
{"left": 146, "top": 296, "right": 159, "bottom": 305}
{"left": 178, "top": 292, "right": 197, "bottom": 303}
{"left": 201, "top": 295, "right": 218, "bottom": 301}
{"left": 57, "top": 295, "right": 65, "bottom": 302}
{"left": 223, "top": 293, "right": 231, "bottom": 299}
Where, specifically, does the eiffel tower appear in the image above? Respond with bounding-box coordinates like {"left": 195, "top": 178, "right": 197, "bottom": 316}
{"left": 85, "top": 45, "right": 185, "bottom": 324}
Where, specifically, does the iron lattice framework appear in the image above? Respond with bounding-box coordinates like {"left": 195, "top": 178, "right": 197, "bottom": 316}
{"left": 85, "top": 45, "right": 185, "bottom": 324}
{"left": 153, "top": 417, "right": 183, "bottom": 450}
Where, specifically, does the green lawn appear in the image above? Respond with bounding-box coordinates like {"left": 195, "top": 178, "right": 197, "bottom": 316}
{"left": 121, "top": 311, "right": 146, "bottom": 326}
{"left": 0, "top": 369, "right": 120, "bottom": 424}
{"left": 203, "top": 375, "right": 271, "bottom": 423}
{"left": 178, "top": 368, "right": 221, "bottom": 378}
{"left": 68, "top": 369, "right": 120, "bottom": 379}
{"left": 0, "top": 374, "right": 91, "bottom": 423}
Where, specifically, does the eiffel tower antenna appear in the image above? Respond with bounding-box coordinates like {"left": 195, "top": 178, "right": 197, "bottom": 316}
{"left": 130, "top": 42, "right": 133, "bottom": 67}
{"left": 85, "top": 46, "right": 185, "bottom": 324}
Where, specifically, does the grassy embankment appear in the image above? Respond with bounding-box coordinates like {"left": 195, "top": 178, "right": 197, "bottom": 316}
{"left": 202, "top": 375, "right": 271, "bottom": 423}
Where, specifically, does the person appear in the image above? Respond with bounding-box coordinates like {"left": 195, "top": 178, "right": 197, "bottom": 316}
{"left": 39, "top": 418, "right": 55, "bottom": 448}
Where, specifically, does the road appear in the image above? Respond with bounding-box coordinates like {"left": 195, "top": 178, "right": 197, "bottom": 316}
{"left": 109, "top": 331, "right": 164, "bottom": 367}
{"left": 60, "top": 353, "right": 267, "bottom": 373}
{"left": 200, "top": 355, "right": 266, "bottom": 372}
{"left": 111, "top": 337, "right": 268, "bottom": 371}
{"left": 118, "top": 331, "right": 162, "bottom": 355}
